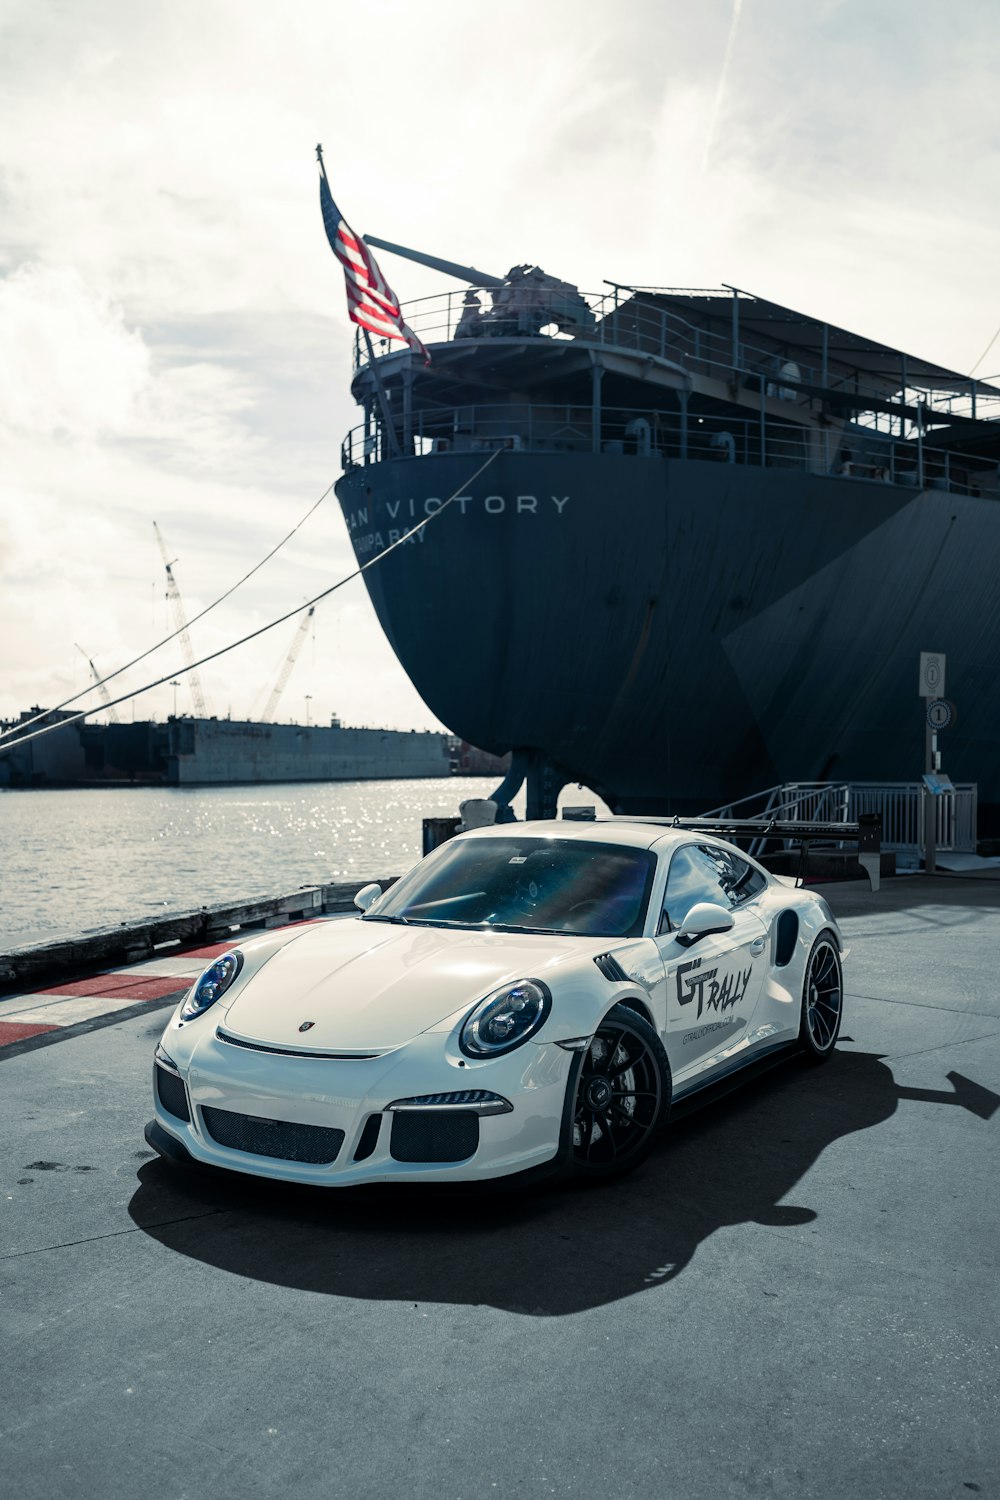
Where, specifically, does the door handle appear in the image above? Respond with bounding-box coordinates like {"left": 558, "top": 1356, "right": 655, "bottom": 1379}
{"left": 749, "top": 938, "right": 766, "bottom": 956}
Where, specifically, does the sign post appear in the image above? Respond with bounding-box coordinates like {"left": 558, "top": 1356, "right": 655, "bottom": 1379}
{"left": 918, "top": 654, "right": 947, "bottom": 874}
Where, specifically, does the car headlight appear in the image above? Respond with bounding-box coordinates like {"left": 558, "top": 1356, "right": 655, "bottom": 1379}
{"left": 459, "top": 979, "right": 552, "bottom": 1059}
{"left": 180, "top": 950, "right": 244, "bottom": 1021}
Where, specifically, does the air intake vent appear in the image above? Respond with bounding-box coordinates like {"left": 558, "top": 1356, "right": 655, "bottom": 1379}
{"left": 594, "top": 953, "right": 629, "bottom": 982}
{"left": 155, "top": 1065, "right": 190, "bottom": 1123}
{"left": 774, "top": 910, "right": 799, "bottom": 967}
{"left": 353, "top": 1113, "right": 383, "bottom": 1162}
{"left": 389, "top": 1112, "right": 479, "bottom": 1163}
{"left": 202, "top": 1106, "right": 344, "bottom": 1164}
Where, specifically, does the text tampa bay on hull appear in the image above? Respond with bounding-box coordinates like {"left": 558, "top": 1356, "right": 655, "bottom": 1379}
{"left": 332, "top": 241, "right": 1000, "bottom": 827}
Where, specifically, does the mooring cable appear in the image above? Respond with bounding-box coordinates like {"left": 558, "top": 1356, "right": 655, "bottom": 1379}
{"left": 2, "top": 482, "right": 336, "bottom": 744}
{"left": 3, "top": 448, "right": 500, "bottom": 750}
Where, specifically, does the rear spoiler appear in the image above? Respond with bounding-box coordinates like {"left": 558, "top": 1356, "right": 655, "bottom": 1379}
{"left": 631, "top": 813, "right": 883, "bottom": 891}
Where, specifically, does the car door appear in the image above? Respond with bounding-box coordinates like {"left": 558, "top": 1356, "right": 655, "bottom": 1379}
{"left": 654, "top": 844, "right": 768, "bottom": 1082}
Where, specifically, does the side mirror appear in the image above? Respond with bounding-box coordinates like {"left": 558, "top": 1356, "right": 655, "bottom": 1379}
{"left": 676, "top": 902, "right": 734, "bottom": 946}
{"left": 354, "top": 882, "right": 382, "bottom": 913}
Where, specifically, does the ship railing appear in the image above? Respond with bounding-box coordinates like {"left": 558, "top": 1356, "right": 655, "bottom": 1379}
{"left": 354, "top": 289, "right": 784, "bottom": 392}
{"left": 353, "top": 287, "right": 999, "bottom": 430}
{"left": 340, "top": 402, "right": 999, "bottom": 498}
{"left": 355, "top": 287, "right": 844, "bottom": 403}
{"left": 913, "top": 385, "right": 1000, "bottom": 423}
{"left": 341, "top": 403, "right": 819, "bottom": 467}
{"left": 702, "top": 780, "right": 978, "bottom": 857}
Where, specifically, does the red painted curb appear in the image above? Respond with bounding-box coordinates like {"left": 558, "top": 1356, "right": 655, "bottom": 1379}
{"left": 0, "top": 1020, "right": 61, "bottom": 1045}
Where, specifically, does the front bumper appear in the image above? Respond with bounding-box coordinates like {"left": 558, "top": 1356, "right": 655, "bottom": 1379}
{"left": 148, "top": 1022, "right": 576, "bottom": 1187}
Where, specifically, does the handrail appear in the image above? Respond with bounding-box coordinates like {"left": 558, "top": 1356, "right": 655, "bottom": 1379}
{"left": 339, "top": 401, "right": 999, "bottom": 498}
{"left": 353, "top": 286, "right": 1000, "bottom": 425}
{"left": 701, "top": 780, "right": 978, "bottom": 856}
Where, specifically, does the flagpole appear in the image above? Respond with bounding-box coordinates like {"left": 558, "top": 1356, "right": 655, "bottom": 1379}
{"left": 360, "top": 328, "right": 401, "bottom": 458}
{"left": 316, "top": 144, "right": 402, "bottom": 459}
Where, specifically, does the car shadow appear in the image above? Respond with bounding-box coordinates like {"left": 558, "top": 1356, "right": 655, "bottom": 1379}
{"left": 128, "top": 1048, "right": 924, "bottom": 1315}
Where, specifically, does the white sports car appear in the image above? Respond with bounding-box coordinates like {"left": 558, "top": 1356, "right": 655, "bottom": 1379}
{"left": 146, "top": 818, "right": 854, "bottom": 1188}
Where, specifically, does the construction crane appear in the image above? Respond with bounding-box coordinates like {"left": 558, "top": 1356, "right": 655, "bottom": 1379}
{"left": 153, "top": 521, "right": 209, "bottom": 718}
{"left": 261, "top": 606, "right": 315, "bottom": 722}
{"left": 75, "top": 643, "right": 121, "bottom": 724}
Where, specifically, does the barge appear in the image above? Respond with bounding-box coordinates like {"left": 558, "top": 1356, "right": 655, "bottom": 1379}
{"left": 0, "top": 711, "right": 455, "bottom": 788}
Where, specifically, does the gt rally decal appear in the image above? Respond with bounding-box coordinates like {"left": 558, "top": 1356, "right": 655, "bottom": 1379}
{"left": 675, "top": 957, "right": 753, "bottom": 1019}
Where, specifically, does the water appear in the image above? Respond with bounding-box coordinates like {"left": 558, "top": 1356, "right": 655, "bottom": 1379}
{"left": 0, "top": 779, "right": 606, "bottom": 949}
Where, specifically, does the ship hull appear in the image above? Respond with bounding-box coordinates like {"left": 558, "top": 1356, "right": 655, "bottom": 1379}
{"left": 336, "top": 453, "right": 1000, "bottom": 812}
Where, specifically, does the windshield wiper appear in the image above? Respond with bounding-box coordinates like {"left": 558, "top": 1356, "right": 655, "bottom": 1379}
{"left": 365, "top": 915, "right": 576, "bottom": 936}
{"left": 364, "top": 915, "right": 471, "bottom": 929}
{"left": 486, "top": 923, "right": 565, "bottom": 936}
{"left": 400, "top": 918, "right": 471, "bottom": 929}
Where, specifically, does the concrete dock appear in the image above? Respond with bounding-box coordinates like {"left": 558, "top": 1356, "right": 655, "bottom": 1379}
{"left": 2, "top": 875, "right": 998, "bottom": 1499}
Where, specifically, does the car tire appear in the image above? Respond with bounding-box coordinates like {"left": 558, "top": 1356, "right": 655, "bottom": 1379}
{"left": 798, "top": 933, "right": 843, "bottom": 1064}
{"left": 569, "top": 1002, "right": 670, "bottom": 1183}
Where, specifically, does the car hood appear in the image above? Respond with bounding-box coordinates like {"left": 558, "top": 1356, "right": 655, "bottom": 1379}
{"left": 221, "top": 918, "right": 612, "bottom": 1051}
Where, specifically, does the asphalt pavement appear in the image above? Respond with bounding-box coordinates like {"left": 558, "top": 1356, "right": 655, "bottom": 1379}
{"left": 2, "top": 874, "right": 998, "bottom": 1500}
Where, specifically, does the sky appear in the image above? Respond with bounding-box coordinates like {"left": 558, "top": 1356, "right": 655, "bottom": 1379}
{"left": 1, "top": 0, "right": 999, "bottom": 734}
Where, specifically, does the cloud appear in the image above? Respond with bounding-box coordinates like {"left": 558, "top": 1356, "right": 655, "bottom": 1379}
{"left": 0, "top": 265, "right": 149, "bottom": 438}
{"left": 701, "top": 0, "right": 744, "bottom": 176}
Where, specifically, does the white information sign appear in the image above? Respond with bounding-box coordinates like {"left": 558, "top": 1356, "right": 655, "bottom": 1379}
{"left": 919, "top": 652, "right": 946, "bottom": 698}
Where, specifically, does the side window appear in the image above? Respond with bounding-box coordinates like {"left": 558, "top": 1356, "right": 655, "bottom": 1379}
{"left": 659, "top": 846, "right": 729, "bottom": 933}
{"left": 735, "top": 860, "right": 768, "bottom": 902}
{"left": 697, "top": 845, "right": 767, "bottom": 906}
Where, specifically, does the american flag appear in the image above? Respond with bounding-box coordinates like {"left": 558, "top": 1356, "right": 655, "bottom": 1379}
{"left": 319, "top": 171, "right": 429, "bottom": 363}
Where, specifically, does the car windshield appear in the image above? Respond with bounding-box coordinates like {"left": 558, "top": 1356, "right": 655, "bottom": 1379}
{"left": 367, "top": 837, "right": 655, "bottom": 938}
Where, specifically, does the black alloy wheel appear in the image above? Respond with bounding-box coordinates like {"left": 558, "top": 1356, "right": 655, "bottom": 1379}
{"left": 570, "top": 1003, "right": 668, "bottom": 1181}
{"left": 799, "top": 934, "right": 843, "bottom": 1063}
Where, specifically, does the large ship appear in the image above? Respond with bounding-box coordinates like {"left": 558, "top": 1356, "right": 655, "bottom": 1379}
{"left": 333, "top": 252, "right": 1000, "bottom": 827}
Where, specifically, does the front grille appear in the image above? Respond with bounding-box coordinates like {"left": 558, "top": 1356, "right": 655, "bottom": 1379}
{"left": 156, "top": 1065, "right": 190, "bottom": 1123}
{"left": 202, "top": 1106, "right": 344, "bottom": 1164}
{"left": 390, "top": 1111, "right": 479, "bottom": 1163}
